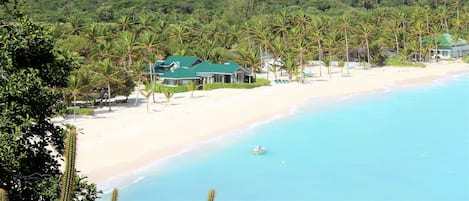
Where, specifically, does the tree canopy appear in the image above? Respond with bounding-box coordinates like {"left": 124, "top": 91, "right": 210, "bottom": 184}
{"left": 0, "top": 2, "right": 100, "bottom": 200}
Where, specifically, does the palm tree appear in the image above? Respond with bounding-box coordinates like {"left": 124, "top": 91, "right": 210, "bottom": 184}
{"left": 163, "top": 89, "right": 174, "bottom": 106}
{"left": 140, "top": 86, "right": 152, "bottom": 112}
{"left": 234, "top": 42, "right": 261, "bottom": 80}
{"left": 68, "top": 14, "right": 84, "bottom": 35}
{"left": 311, "top": 16, "right": 328, "bottom": 77}
{"left": 271, "top": 11, "right": 290, "bottom": 43}
{"left": 169, "top": 24, "right": 187, "bottom": 45}
{"left": 91, "top": 39, "right": 112, "bottom": 61}
{"left": 66, "top": 74, "right": 82, "bottom": 122}
{"left": 94, "top": 59, "right": 121, "bottom": 111}
{"left": 84, "top": 23, "right": 102, "bottom": 44}
{"left": 337, "top": 16, "right": 353, "bottom": 75}
{"left": 290, "top": 27, "right": 310, "bottom": 83}
{"left": 130, "top": 61, "right": 147, "bottom": 106}
{"left": 412, "top": 20, "right": 426, "bottom": 62}
{"left": 117, "top": 16, "right": 133, "bottom": 31}
{"left": 357, "top": 24, "right": 373, "bottom": 69}
{"left": 136, "top": 12, "right": 155, "bottom": 33}
{"left": 136, "top": 30, "right": 160, "bottom": 59}
{"left": 282, "top": 52, "right": 297, "bottom": 82}
{"left": 120, "top": 31, "right": 137, "bottom": 71}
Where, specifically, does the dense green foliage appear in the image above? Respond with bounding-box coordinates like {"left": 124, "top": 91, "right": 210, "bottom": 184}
{"left": 385, "top": 55, "right": 426, "bottom": 67}
{"left": 0, "top": 2, "right": 100, "bottom": 200}
{"left": 204, "top": 78, "right": 271, "bottom": 90}
{"left": 1, "top": 0, "right": 468, "bottom": 200}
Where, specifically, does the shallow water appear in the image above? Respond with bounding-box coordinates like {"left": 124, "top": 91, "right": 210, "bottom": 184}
{"left": 100, "top": 74, "right": 469, "bottom": 201}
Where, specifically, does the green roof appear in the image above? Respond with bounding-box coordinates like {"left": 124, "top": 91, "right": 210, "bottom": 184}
{"left": 425, "top": 33, "right": 468, "bottom": 47}
{"left": 192, "top": 61, "right": 251, "bottom": 74}
{"left": 157, "top": 56, "right": 202, "bottom": 68}
{"left": 159, "top": 68, "right": 199, "bottom": 79}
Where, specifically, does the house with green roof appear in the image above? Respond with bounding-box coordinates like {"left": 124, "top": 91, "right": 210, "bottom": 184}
{"left": 153, "top": 56, "right": 253, "bottom": 86}
{"left": 430, "top": 33, "right": 469, "bottom": 60}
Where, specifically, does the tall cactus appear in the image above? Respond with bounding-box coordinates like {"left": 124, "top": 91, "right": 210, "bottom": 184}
{"left": 110, "top": 188, "right": 118, "bottom": 201}
{"left": 0, "top": 188, "right": 7, "bottom": 201}
{"left": 207, "top": 188, "right": 216, "bottom": 201}
{"left": 59, "top": 127, "right": 77, "bottom": 201}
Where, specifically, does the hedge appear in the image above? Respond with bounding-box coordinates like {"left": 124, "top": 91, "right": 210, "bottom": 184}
{"left": 203, "top": 78, "right": 270, "bottom": 90}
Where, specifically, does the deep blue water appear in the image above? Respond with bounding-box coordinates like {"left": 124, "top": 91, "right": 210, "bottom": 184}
{"left": 100, "top": 74, "right": 469, "bottom": 201}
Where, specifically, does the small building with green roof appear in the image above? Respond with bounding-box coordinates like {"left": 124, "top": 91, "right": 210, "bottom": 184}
{"left": 430, "top": 33, "right": 469, "bottom": 59}
{"left": 153, "top": 56, "right": 253, "bottom": 86}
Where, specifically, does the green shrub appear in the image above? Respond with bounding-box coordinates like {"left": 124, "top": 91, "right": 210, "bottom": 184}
{"left": 446, "top": 58, "right": 455, "bottom": 62}
{"left": 204, "top": 78, "right": 270, "bottom": 91}
{"left": 65, "top": 108, "right": 94, "bottom": 116}
{"left": 385, "top": 54, "right": 426, "bottom": 68}
{"left": 462, "top": 55, "right": 469, "bottom": 63}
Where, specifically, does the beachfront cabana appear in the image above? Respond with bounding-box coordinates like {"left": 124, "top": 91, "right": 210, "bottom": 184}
{"left": 430, "top": 33, "right": 469, "bottom": 59}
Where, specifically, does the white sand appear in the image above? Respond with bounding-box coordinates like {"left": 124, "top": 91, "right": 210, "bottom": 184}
{"left": 55, "top": 62, "right": 468, "bottom": 185}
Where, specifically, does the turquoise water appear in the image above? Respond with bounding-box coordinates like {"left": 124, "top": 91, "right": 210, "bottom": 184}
{"left": 101, "top": 74, "right": 469, "bottom": 201}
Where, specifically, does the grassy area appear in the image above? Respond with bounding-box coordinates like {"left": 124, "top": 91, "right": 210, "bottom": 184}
{"left": 64, "top": 107, "right": 95, "bottom": 116}
{"left": 462, "top": 55, "right": 469, "bottom": 63}
{"left": 385, "top": 55, "right": 426, "bottom": 68}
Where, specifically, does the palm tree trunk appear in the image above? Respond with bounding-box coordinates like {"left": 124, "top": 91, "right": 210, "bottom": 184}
{"left": 419, "top": 33, "right": 423, "bottom": 62}
{"left": 107, "top": 82, "right": 112, "bottom": 111}
{"left": 366, "top": 38, "right": 371, "bottom": 69}
{"left": 344, "top": 28, "right": 349, "bottom": 76}
{"left": 318, "top": 39, "right": 322, "bottom": 77}
{"left": 394, "top": 32, "right": 399, "bottom": 53}
{"left": 73, "top": 95, "right": 77, "bottom": 123}
{"left": 300, "top": 51, "right": 304, "bottom": 83}
{"left": 134, "top": 79, "right": 140, "bottom": 106}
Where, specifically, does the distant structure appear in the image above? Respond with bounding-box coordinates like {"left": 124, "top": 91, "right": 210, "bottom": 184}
{"left": 430, "top": 33, "right": 469, "bottom": 60}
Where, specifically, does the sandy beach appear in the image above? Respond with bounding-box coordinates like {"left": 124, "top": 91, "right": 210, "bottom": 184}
{"left": 54, "top": 62, "right": 468, "bottom": 187}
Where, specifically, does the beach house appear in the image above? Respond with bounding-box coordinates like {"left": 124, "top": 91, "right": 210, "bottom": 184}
{"left": 430, "top": 33, "right": 469, "bottom": 59}
{"left": 152, "top": 56, "right": 253, "bottom": 86}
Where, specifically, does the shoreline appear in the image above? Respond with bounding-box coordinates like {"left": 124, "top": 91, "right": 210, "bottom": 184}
{"left": 56, "top": 62, "right": 468, "bottom": 189}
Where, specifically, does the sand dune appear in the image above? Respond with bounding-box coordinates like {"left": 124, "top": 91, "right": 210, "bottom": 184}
{"left": 54, "top": 62, "right": 468, "bottom": 186}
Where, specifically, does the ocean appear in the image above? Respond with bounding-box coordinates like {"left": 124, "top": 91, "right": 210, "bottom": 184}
{"left": 99, "top": 73, "right": 469, "bottom": 201}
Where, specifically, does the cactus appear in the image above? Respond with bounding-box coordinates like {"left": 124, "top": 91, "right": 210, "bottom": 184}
{"left": 207, "top": 188, "right": 216, "bottom": 201}
{"left": 59, "top": 127, "right": 77, "bottom": 201}
{"left": 110, "top": 188, "right": 118, "bottom": 201}
{"left": 0, "top": 188, "right": 7, "bottom": 201}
